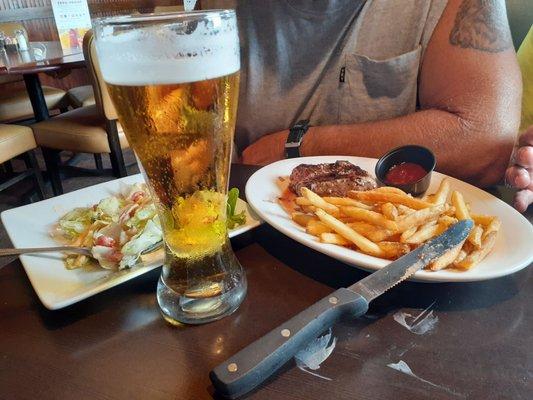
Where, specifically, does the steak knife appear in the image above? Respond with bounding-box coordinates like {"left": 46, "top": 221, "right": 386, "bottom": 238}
{"left": 210, "top": 219, "right": 473, "bottom": 399}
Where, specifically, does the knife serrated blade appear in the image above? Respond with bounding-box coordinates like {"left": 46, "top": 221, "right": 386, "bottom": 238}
{"left": 349, "top": 219, "right": 473, "bottom": 302}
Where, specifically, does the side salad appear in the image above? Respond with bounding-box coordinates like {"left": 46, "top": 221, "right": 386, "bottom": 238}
{"left": 52, "top": 184, "right": 246, "bottom": 270}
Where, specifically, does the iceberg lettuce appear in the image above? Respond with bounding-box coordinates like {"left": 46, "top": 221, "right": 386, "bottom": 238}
{"left": 119, "top": 219, "right": 163, "bottom": 269}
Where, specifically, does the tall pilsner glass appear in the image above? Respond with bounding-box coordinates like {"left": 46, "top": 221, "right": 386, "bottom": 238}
{"left": 94, "top": 10, "right": 246, "bottom": 325}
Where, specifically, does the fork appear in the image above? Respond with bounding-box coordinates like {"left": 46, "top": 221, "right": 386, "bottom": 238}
{"left": 0, "top": 240, "right": 163, "bottom": 257}
{"left": 0, "top": 246, "right": 92, "bottom": 257}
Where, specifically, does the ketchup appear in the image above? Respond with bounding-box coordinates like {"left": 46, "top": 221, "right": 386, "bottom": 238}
{"left": 385, "top": 162, "right": 427, "bottom": 185}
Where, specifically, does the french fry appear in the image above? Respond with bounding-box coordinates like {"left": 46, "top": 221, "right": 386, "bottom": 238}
{"left": 315, "top": 208, "right": 385, "bottom": 257}
{"left": 431, "top": 178, "right": 451, "bottom": 205}
{"left": 346, "top": 220, "right": 374, "bottom": 229}
{"left": 306, "top": 220, "right": 333, "bottom": 236}
{"left": 438, "top": 215, "right": 458, "bottom": 228}
{"left": 301, "top": 187, "right": 340, "bottom": 215}
{"left": 375, "top": 187, "right": 407, "bottom": 195}
{"left": 291, "top": 212, "right": 317, "bottom": 227}
{"left": 400, "top": 226, "right": 418, "bottom": 242}
{"left": 396, "top": 204, "right": 447, "bottom": 232}
{"left": 378, "top": 241, "right": 411, "bottom": 259}
{"left": 282, "top": 172, "right": 499, "bottom": 270}
{"left": 397, "top": 204, "right": 415, "bottom": 215}
{"left": 295, "top": 197, "right": 312, "bottom": 206}
{"left": 451, "top": 191, "right": 471, "bottom": 220}
{"left": 428, "top": 239, "right": 466, "bottom": 271}
{"left": 483, "top": 217, "right": 501, "bottom": 239}
{"left": 456, "top": 232, "right": 497, "bottom": 270}
{"left": 338, "top": 216, "right": 357, "bottom": 223}
{"left": 364, "top": 229, "right": 396, "bottom": 243}
{"left": 320, "top": 232, "right": 351, "bottom": 246}
{"left": 421, "top": 193, "right": 433, "bottom": 202}
{"left": 467, "top": 225, "right": 483, "bottom": 248}
{"left": 453, "top": 249, "right": 468, "bottom": 265}
{"left": 382, "top": 202, "right": 399, "bottom": 221}
{"left": 404, "top": 221, "right": 443, "bottom": 244}
{"left": 348, "top": 221, "right": 395, "bottom": 242}
{"left": 301, "top": 205, "right": 342, "bottom": 218}
{"left": 443, "top": 205, "right": 457, "bottom": 216}
{"left": 341, "top": 206, "right": 398, "bottom": 231}
{"left": 322, "top": 196, "right": 373, "bottom": 210}
{"left": 347, "top": 221, "right": 376, "bottom": 237}
{"left": 471, "top": 214, "right": 494, "bottom": 226}
{"left": 349, "top": 190, "right": 432, "bottom": 210}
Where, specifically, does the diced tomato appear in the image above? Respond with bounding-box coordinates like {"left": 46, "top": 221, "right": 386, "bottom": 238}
{"left": 131, "top": 191, "right": 145, "bottom": 203}
{"left": 95, "top": 235, "right": 116, "bottom": 248}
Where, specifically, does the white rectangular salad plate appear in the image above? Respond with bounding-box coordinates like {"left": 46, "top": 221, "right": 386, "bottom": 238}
{"left": 245, "top": 156, "right": 533, "bottom": 283}
{"left": 1, "top": 174, "right": 262, "bottom": 310}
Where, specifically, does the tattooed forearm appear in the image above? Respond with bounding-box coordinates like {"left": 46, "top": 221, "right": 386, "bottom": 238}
{"left": 449, "top": 0, "right": 512, "bottom": 52}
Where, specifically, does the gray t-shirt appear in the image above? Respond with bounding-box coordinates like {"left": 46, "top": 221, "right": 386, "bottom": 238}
{"left": 204, "top": 0, "right": 448, "bottom": 154}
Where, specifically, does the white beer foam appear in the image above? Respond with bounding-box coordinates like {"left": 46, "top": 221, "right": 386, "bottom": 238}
{"left": 95, "top": 14, "right": 240, "bottom": 86}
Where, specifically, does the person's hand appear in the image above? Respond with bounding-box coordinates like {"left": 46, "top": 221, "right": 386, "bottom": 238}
{"left": 241, "top": 130, "right": 289, "bottom": 165}
{"left": 505, "top": 126, "right": 533, "bottom": 213}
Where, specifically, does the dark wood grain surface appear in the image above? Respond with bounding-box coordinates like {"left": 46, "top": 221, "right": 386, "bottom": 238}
{"left": 0, "top": 41, "right": 85, "bottom": 75}
{"left": 0, "top": 164, "right": 532, "bottom": 400}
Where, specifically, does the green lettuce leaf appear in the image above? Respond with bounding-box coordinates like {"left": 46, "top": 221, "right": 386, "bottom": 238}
{"left": 119, "top": 219, "right": 163, "bottom": 269}
{"left": 58, "top": 207, "right": 95, "bottom": 238}
{"left": 226, "top": 187, "right": 246, "bottom": 229}
{"left": 97, "top": 196, "right": 121, "bottom": 220}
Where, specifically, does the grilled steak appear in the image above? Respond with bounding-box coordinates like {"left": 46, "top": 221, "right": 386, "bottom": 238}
{"left": 289, "top": 160, "right": 377, "bottom": 197}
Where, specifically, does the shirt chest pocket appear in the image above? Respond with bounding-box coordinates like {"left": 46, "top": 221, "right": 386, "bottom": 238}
{"left": 339, "top": 45, "right": 422, "bottom": 124}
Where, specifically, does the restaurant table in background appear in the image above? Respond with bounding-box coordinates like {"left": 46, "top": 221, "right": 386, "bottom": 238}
{"left": 0, "top": 164, "right": 532, "bottom": 400}
{"left": 0, "top": 41, "right": 85, "bottom": 121}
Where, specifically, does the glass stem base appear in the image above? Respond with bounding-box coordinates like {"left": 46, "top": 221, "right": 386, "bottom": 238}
{"left": 156, "top": 242, "right": 247, "bottom": 325}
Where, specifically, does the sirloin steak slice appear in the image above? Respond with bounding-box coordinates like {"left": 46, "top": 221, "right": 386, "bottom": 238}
{"left": 289, "top": 160, "right": 377, "bottom": 197}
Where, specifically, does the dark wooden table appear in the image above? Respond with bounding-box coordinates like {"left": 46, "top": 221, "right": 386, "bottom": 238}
{"left": 0, "top": 41, "right": 85, "bottom": 121}
{"left": 0, "top": 164, "right": 532, "bottom": 400}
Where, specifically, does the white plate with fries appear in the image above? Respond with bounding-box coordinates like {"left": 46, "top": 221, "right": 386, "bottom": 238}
{"left": 245, "top": 156, "right": 533, "bottom": 282}
{"left": 1, "top": 174, "right": 262, "bottom": 309}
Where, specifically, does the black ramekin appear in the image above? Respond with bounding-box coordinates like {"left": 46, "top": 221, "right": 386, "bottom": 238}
{"left": 375, "top": 145, "right": 436, "bottom": 196}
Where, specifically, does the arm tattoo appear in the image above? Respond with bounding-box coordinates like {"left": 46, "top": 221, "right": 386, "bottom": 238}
{"left": 449, "top": 0, "right": 512, "bottom": 52}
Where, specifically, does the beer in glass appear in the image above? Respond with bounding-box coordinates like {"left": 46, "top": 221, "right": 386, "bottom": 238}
{"left": 94, "top": 10, "right": 246, "bottom": 324}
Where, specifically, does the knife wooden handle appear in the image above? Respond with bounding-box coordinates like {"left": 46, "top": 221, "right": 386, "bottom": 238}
{"left": 210, "top": 288, "right": 368, "bottom": 399}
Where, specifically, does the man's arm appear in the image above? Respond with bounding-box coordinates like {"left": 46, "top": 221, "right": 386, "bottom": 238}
{"left": 241, "top": 0, "right": 521, "bottom": 187}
